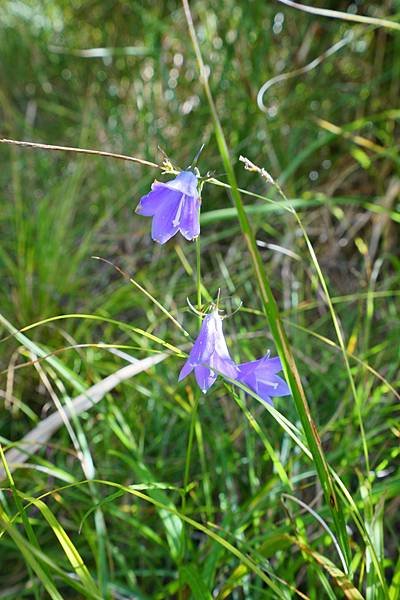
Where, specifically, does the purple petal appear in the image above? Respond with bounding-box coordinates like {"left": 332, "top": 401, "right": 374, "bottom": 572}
{"left": 236, "top": 352, "right": 290, "bottom": 404}
{"left": 162, "top": 170, "right": 199, "bottom": 197}
{"left": 195, "top": 365, "right": 217, "bottom": 393}
{"left": 178, "top": 358, "right": 194, "bottom": 382}
{"left": 239, "top": 379, "right": 274, "bottom": 405}
{"left": 187, "top": 314, "right": 216, "bottom": 365}
{"left": 254, "top": 386, "right": 274, "bottom": 406}
{"left": 256, "top": 376, "right": 290, "bottom": 403}
{"left": 257, "top": 355, "right": 282, "bottom": 374}
{"left": 237, "top": 360, "right": 258, "bottom": 379}
{"left": 151, "top": 195, "right": 183, "bottom": 244}
{"left": 236, "top": 369, "right": 258, "bottom": 393}
{"left": 255, "top": 366, "right": 283, "bottom": 386}
{"left": 210, "top": 352, "right": 238, "bottom": 380}
{"left": 136, "top": 183, "right": 178, "bottom": 216}
{"left": 265, "top": 374, "right": 290, "bottom": 397}
{"left": 213, "top": 315, "right": 234, "bottom": 361}
{"left": 179, "top": 196, "right": 200, "bottom": 241}
{"left": 238, "top": 354, "right": 282, "bottom": 379}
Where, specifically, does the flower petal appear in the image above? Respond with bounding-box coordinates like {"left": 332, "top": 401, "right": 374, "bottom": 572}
{"left": 162, "top": 170, "right": 199, "bottom": 197}
{"left": 179, "top": 196, "right": 200, "bottom": 241}
{"left": 236, "top": 368, "right": 258, "bottom": 392}
{"left": 255, "top": 376, "right": 290, "bottom": 403}
{"left": 150, "top": 194, "right": 183, "bottom": 244}
{"left": 135, "top": 183, "right": 178, "bottom": 216}
{"left": 210, "top": 352, "right": 238, "bottom": 380}
{"left": 258, "top": 355, "right": 282, "bottom": 374}
{"left": 264, "top": 374, "right": 290, "bottom": 397}
{"left": 178, "top": 358, "right": 194, "bottom": 382}
{"left": 237, "top": 360, "right": 258, "bottom": 379}
{"left": 254, "top": 384, "right": 274, "bottom": 406}
{"left": 213, "top": 314, "right": 234, "bottom": 361}
{"left": 194, "top": 365, "right": 217, "bottom": 393}
{"left": 187, "top": 314, "right": 216, "bottom": 365}
{"left": 237, "top": 354, "right": 281, "bottom": 379}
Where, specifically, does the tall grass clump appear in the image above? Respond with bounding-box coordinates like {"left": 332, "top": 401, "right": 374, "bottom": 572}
{"left": 0, "top": 1, "right": 399, "bottom": 598}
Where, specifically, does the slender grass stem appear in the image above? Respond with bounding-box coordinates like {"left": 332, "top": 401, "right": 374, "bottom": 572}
{"left": 179, "top": 392, "right": 200, "bottom": 598}
{"left": 276, "top": 0, "right": 400, "bottom": 31}
{"left": 195, "top": 236, "right": 202, "bottom": 318}
{"left": 0, "top": 138, "right": 158, "bottom": 168}
{"left": 181, "top": 394, "right": 200, "bottom": 518}
{"left": 0, "top": 445, "right": 43, "bottom": 599}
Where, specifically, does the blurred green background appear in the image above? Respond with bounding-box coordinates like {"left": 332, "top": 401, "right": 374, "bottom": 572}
{"left": 0, "top": 1, "right": 399, "bottom": 598}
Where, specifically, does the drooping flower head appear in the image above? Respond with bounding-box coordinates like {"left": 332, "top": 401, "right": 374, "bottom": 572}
{"left": 179, "top": 309, "right": 238, "bottom": 393}
{"left": 236, "top": 353, "right": 290, "bottom": 405}
{"left": 136, "top": 170, "right": 201, "bottom": 244}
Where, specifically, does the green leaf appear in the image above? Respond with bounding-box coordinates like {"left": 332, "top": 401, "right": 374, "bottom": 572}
{"left": 180, "top": 564, "right": 213, "bottom": 600}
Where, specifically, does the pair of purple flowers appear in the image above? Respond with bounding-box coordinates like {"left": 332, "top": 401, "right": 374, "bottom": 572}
{"left": 136, "top": 169, "right": 290, "bottom": 405}
{"left": 178, "top": 309, "right": 289, "bottom": 405}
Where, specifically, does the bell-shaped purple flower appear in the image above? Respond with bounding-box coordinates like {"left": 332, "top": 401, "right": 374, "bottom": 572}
{"left": 179, "top": 310, "right": 238, "bottom": 393}
{"left": 237, "top": 353, "right": 290, "bottom": 405}
{"left": 136, "top": 170, "right": 201, "bottom": 244}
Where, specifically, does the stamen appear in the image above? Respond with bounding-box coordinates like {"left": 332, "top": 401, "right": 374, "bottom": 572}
{"left": 172, "top": 196, "right": 185, "bottom": 226}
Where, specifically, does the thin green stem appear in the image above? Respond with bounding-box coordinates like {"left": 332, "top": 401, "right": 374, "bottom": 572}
{"left": 196, "top": 236, "right": 202, "bottom": 319}
{"left": 0, "top": 445, "right": 43, "bottom": 599}
{"left": 294, "top": 212, "right": 371, "bottom": 477}
{"left": 254, "top": 168, "right": 371, "bottom": 480}
{"left": 182, "top": 394, "right": 200, "bottom": 518}
{"left": 178, "top": 393, "right": 200, "bottom": 598}
{"left": 251, "top": 160, "right": 371, "bottom": 479}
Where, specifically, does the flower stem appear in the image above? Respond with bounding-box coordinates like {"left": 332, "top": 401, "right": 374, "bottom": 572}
{"left": 182, "top": 394, "right": 200, "bottom": 514}
{"left": 178, "top": 392, "right": 200, "bottom": 597}
{"left": 195, "top": 236, "right": 202, "bottom": 323}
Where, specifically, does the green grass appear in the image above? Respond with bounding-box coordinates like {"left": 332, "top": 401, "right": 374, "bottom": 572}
{"left": 0, "top": 1, "right": 399, "bottom": 598}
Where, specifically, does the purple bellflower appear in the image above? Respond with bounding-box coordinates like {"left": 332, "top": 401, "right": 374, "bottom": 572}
{"left": 179, "top": 310, "right": 238, "bottom": 393}
{"left": 136, "top": 170, "right": 201, "bottom": 244}
{"left": 237, "top": 353, "right": 290, "bottom": 405}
